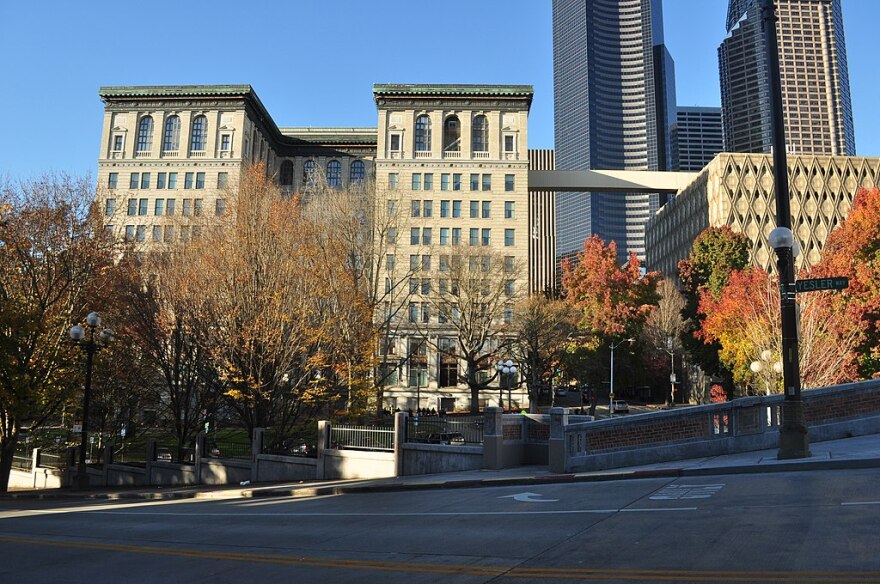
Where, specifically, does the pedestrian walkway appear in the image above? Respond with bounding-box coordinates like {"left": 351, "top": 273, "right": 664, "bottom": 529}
{"left": 4, "top": 432, "right": 880, "bottom": 501}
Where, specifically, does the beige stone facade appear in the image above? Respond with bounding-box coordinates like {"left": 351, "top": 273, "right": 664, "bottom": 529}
{"left": 646, "top": 153, "right": 880, "bottom": 279}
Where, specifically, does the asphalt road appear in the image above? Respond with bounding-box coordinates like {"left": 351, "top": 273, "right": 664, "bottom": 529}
{"left": 1, "top": 468, "right": 879, "bottom": 583}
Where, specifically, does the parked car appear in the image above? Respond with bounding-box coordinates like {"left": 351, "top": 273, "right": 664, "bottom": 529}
{"left": 554, "top": 386, "right": 568, "bottom": 397}
{"left": 427, "top": 432, "right": 466, "bottom": 445}
{"left": 612, "top": 400, "right": 630, "bottom": 414}
{"left": 156, "top": 447, "right": 173, "bottom": 462}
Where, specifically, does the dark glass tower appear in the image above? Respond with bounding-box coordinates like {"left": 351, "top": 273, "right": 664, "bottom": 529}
{"left": 552, "top": 0, "right": 676, "bottom": 266}
{"left": 719, "top": 0, "right": 855, "bottom": 155}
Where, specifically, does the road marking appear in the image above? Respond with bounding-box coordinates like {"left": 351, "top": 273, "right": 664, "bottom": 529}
{"left": 651, "top": 484, "right": 724, "bottom": 500}
{"left": 499, "top": 492, "right": 559, "bottom": 503}
{"left": 842, "top": 501, "right": 880, "bottom": 506}
{"left": 2, "top": 535, "right": 879, "bottom": 582}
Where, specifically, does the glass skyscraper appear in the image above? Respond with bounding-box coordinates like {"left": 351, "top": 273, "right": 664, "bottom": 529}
{"left": 552, "top": 0, "right": 676, "bottom": 266}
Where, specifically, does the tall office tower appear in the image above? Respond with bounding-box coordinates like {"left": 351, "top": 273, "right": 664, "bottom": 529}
{"left": 674, "top": 107, "right": 724, "bottom": 172}
{"left": 552, "top": 0, "right": 676, "bottom": 266}
{"left": 528, "top": 149, "right": 557, "bottom": 295}
{"left": 719, "top": 0, "right": 855, "bottom": 155}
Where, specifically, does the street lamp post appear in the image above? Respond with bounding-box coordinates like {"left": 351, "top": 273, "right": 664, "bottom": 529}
{"left": 666, "top": 336, "right": 676, "bottom": 407}
{"left": 751, "top": 350, "right": 784, "bottom": 426}
{"left": 609, "top": 339, "right": 634, "bottom": 418}
{"left": 761, "top": 0, "right": 810, "bottom": 460}
{"left": 69, "top": 312, "right": 114, "bottom": 490}
{"left": 496, "top": 360, "right": 517, "bottom": 411}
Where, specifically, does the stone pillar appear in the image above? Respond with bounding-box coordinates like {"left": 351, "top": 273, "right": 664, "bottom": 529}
{"left": 548, "top": 407, "right": 569, "bottom": 473}
{"left": 195, "top": 432, "right": 206, "bottom": 485}
{"left": 145, "top": 439, "right": 157, "bottom": 486}
{"left": 482, "top": 407, "right": 505, "bottom": 470}
{"left": 394, "top": 412, "right": 408, "bottom": 477}
{"left": 65, "top": 446, "right": 78, "bottom": 488}
{"left": 316, "top": 420, "right": 331, "bottom": 480}
{"left": 103, "top": 444, "right": 113, "bottom": 486}
{"left": 251, "top": 428, "right": 264, "bottom": 483}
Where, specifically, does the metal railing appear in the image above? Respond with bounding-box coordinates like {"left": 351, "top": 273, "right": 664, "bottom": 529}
{"left": 406, "top": 414, "right": 483, "bottom": 445}
{"left": 208, "top": 440, "right": 251, "bottom": 460}
{"left": 330, "top": 425, "right": 394, "bottom": 451}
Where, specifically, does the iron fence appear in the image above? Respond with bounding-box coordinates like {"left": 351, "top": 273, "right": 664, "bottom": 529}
{"left": 405, "top": 414, "right": 484, "bottom": 445}
{"left": 330, "top": 425, "right": 394, "bottom": 451}
{"left": 208, "top": 440, "right": 251, "bottom": 460}
{"left": 262, "top": 428, "right": 318, "bottom": 458}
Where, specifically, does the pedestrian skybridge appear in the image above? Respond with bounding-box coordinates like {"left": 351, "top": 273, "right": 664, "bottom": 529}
{"left": 528, "top": 170, "right": 699, "bottom": 193}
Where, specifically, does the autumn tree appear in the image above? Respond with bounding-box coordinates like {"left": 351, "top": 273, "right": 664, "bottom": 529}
{"left": 509, "top": 295, "right": 578, "bottom": 412}
{"left": 0, "top": 174, "right": 119, "bottom": 492}
{"left": 561, "top": 236, "right": 659, "bottom": 391}
{"left": 677, "top": 226, "right": 750, "bottom": 400}
{"left": 642, "top": 278, "right": 686, "bottom": 402}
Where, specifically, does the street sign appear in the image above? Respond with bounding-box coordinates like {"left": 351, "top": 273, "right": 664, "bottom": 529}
{"left": 796, "top": 277, "right": 848, "bottom": 293}
{"left": 72, "top": 423, "right": 82, "bottom": 433}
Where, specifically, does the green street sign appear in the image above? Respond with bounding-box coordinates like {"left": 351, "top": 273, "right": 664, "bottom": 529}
{"left": 795, "top": 277, "right": 849, "bottom": 293}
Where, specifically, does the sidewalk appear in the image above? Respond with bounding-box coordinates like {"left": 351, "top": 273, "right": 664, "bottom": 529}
{"left": 5, "top": 432, "right": 880, "bottom": 502}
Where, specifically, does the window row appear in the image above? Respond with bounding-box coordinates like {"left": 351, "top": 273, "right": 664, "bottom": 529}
{"left": 400, "top": 277, "right": 517, "bottom": 296}
{"left": 107, "top": 197, "right": 226, "bottom": 218}
{"left": 130, "top": 114, "right": 216, "bottom": 153}
{"left": 278, "top": 159, "right": 367, "bottom": 188}
{"left": 385, "top": 254, "right": 516, "bottom": 273}
{"left": 390, "top": 199, "right": 516, "bottom": 219}
{"left": 407, "top": 227, "right": 516, "bottom": 247}
{"left": 405, "top": 302, "right": 514, "bottom": 325}
{"left": 109, "top": 171, "right": 228, "bottom": 191}
{"left": 118, "top": 224, "right": 203, "bottom": 243}
{"left": 389, "top": 114, "right": 518, "bottom": 156}
{"left": 388, "top": 173, "right": 516, "bottom": 192}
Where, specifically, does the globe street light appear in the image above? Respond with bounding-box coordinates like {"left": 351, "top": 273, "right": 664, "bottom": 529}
{"left": 69, "top": 312, "right": 114, "bottom": 489}
{"left": 496, "top": 359, "right": 517, "bottom": 411}
{"left": 609, "top": 339, "right": 634, "bottom": 418}
{"left": 751, "top": 350, "right": 783, "bottom": 426}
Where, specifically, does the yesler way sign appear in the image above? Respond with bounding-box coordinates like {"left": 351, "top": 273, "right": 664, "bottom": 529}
{"left": 795, "top": 277, "right": 849, "bottom": 293}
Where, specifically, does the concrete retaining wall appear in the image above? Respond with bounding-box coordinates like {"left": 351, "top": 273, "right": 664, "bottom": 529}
{"left": 199, "top": 458, "right": 252, "bottom": 485}
{"left": 254, "top": 454, "right": 317, "bottom": 482}
{"left": 321, "top": 449, "right": 395, "bottom": 480}
{"left": 401, "top": 443, "right": 483, "bottom": 475}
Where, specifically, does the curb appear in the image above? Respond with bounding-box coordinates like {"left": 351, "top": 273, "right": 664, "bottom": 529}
{"left": 4, "top": 456, "right": 878, "bottom": 501}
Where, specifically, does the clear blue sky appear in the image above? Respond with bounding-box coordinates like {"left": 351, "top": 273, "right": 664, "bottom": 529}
{"left": 1, "top": 0, "right": 877, "bottom": 178}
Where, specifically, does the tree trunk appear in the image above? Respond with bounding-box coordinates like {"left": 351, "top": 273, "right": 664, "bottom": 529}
{"left": 0, "top": 432, "right": 19, "bottom": 493}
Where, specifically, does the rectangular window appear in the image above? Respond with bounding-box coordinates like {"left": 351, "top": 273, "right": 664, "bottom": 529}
{"left": 387, "top": 228, "right": 397, "bottom": 244}
{"left": 386, "top": 254, "right": 395, "bottom": 271}
{"left": 482, "top": 201, "right": 491, "bottom": 218}
{"left": 184, "top": 172, "right": 194, "bottom": 189}
{"left": 453, "top": 173, "right": 462, "bottom": 191}
{"left": 127, "top": 199, "right": 137, "bottom": 216}
{"left": 481, "top": 228, "right": 490, "bottom": 246}
{"left": 104, "top": 199, "right": 116, "bottom": 216}
{"left": 504, "top": 307, "right": 513, "bottom": 324}
{"left": 412, "top": 173, "right": 421, "bottom": 191}
{"left": 423, "top": 200, "right": 432, "bottom": 218}
{"left": 451, "top": 228, "right": 461, "bottom": 245}
{"left": 452, "top": 200, "right": 461, "bottom": 218}
{"left": 411, "top": 200, "right": 421, "bottom": 218}
{"left": 388, "top": 173, "right": 399, "bottom": 190}
{"left": 130, "top": 173, "right": 139, "bottom": 189}
{"left": 215, "top": 199, "right": 226, "bottom": 216}
{"left": 195, "top": 172, "right": 205, "bottom": 189}
{"left": 108, "top": 173, "right": 118, "bottom": 189}
{"left": 168, "top": 172, "right": 177, "bottom": 189}
{"left": 505, "top": 280, "right": 515, "bottom": 297}
{"left": 387, "top": 199, "right": 398, "bottom": 216}
{"left": 439, "top": 279, "right": 449, "bottom": 294}
{"left": 157, "top": 172, "right": 166, "bottom": 190}
{"left": 408, "top": 303, "right": 418, "bottom": 323}
{"left": 421, "top": 255, "right": 431, "bottom": 271}
{"left": 113, "top": 135, "right": 124, "bottom": 152}
{"left": 166, "top": 198, "right": 176, "bottom": 216}
{"left": 441, "top": 173, "right": 450, "bottom": 191}
{"left": 421, "top": 303, "right": 429, "bottom": 323}
{"left": 440, "top": 200, "right": 450, "bottom": 217}
{"left": 469, "top": 201, "right": 479, "bottom": 218}
{"left": 140, "top": 173, "right": 151, "bottom": 190}
{"left": 220, "top": 134, "right": 231, "bottom": 152}
{"left": 138, "top": 198, "right": 148, "bottom": 216}
{"left": 136, "top": 225, "right": 146, "bottom": 242}
{"left": 390, "top": 134, "right": 401, "bottom": 152}
{"left": 218, "top": 172, "right": 228, "bottom": 189}
{"left": 481, "top": 255, "right": 491, "bottom": 272}
{"left": 125, "top": 225, "right": 135, "bottom": 242}
{"left": 440, "top": 228, "right": 449, "bottom": 245}
{"left": 180, "top": 225, "right": 190, "bottom": 242}
{"left": 410, "top": 228, "right": 420, "bottom": 245}
{"left": 505, "top": 174, "right": 515, "bottom": 192}
{"left": 504, "top": 135, "right": 515, "bottom": 152}
{"left": 152, "top": 226, "right": 162, "bottom": 242}
{"left": 183, "top": 199, "right": 193, "bottom": 216}
{"left": 482, "top": 174, "right": 491, "bottom": 191}
{"left": 410, "top": 254, "right": 419, "bottom": 271}
{"left": 421, "top": 279, "right": 430, "bottom": 295}
{"left": 469, "top": 228, "right": 479, "bottom": 246}
{"left": 194, "top": 199, "right": 203, "bottom": 216}
{"left": 164, "top": 225, "right": 175, "bottom": 242}
{"left": 422, "top": 227, "right": 432, "bottom": 245}
{"left": 439, "top": 255, "right": 449, "bottom": 272}
{"left": 410, "top": 279, "right": 419, "bottom": 294}
{"left": 505, "top": 201, "right": 515, "bottom": 219}
{"left": 424, "top": 173, "right": 433, "bottom": 190}
{"left": 154, "top": 199, "right": 164, "bottom": 216}
{"left": 505, "top": 228, "right": 515, "bottom": 246}
{"left": 470, "top": 174, "right": 479, "bottom": 191}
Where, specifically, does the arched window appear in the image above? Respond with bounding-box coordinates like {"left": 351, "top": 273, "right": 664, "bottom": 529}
{"left": 472, "top": 115, "right": 488, "bottom": 152}
{"left": 136, "top": 116, "right": 154, "bottom": 152}
{"left": 190, "top": 115, "right": 207, "bottom": 151}
{"left": 350, "top": 160, "right": 366, "bottom": 182}
{"left": 415, "top": 114, "right": 431, "bottom": 152}
{"left": 327, "top": 160, "right": 342, "bottom": 187}
{"left": 444, "top": 115, "right": 461, "bottom": 152}
{"left": 163, "top": 115, "right": 180, "bottom": 152}
{"left": 303, "top": 160, "right": 317, "bottom": 186}
{"left": 279, "top": 160, "right": 294, "bottom": 186}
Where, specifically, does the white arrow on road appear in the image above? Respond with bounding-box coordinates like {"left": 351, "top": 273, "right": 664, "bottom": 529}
{"left": 499, "top": 492, "right": 559, "bottom": 503}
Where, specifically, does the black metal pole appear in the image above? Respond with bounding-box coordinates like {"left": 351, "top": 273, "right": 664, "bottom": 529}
{"left": 761, "top": 0, "right": 810, "bottom": 459}
{"left": 77, "top": 334, "right": 95, "bottom": 488}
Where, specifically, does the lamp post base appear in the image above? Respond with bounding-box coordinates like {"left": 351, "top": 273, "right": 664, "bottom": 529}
{"left": 72, "top": 462, "right": 90, "bottom": 490}
{"left": 777, "top": 400, "right": 811, "bottom": 460}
